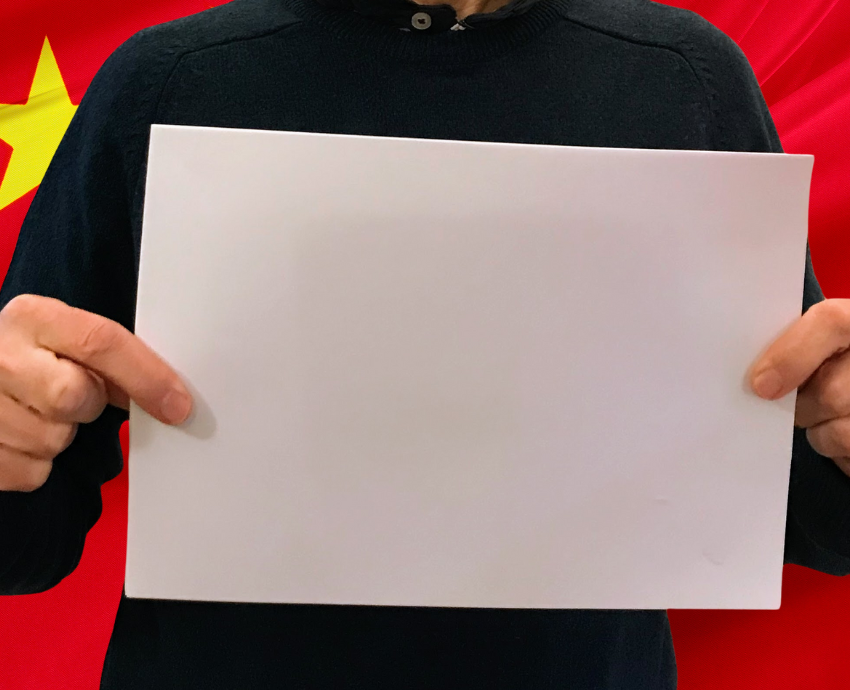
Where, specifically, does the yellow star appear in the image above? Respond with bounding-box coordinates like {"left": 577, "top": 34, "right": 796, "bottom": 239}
{"left": 0, "top": 37, "right": 78, "bottom": 210}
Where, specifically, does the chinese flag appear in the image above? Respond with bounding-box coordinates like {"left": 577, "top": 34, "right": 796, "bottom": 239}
{"left": 0, "top": 1, "right": 849, "bottom": 689}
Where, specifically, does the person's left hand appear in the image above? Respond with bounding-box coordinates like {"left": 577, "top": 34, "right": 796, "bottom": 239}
{"left": 749, "top": 299, "right": 850, "bottom": 478}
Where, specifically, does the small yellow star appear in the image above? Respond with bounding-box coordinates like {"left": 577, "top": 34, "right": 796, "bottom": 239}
{"left": 0, "top": 37, "right": 78, "bottom": 210}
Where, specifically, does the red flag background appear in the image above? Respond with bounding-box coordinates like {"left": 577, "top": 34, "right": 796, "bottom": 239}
{"left": 0, "top": 1, "right": 848, "bottom": 688}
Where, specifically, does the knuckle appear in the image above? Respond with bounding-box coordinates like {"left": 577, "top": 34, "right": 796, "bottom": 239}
{"left": 63, "top": 423, "right": 78, "bottom": 450}
{"left": 21, "top": 460, "right": 52, "bottom": 492}
{"left": 806, "top": 426, "right": 829, "bottom": 456}
{"left": 1, "top": 294, "right": 44, "bottom": 324}
{"left": 0, "top": 450, "right": 52, "bottom": 492}
{"left": 807, "top": 421, "right": 850, "bottom": 459}
{"left": 56, "top": 423, "right": 78, "bottom": 454}
{"left": 76, "top": 320, "right": 118, "bottom": 361}
{"left": 46, "top": 373, "right": 89, "bottom": 417}
{"left": 39, "top": 422, "right": 77, "bottom": 459}
{"left": 813, "top": 300, "right": 850, "bottom": 336}
{"left": 0, "top": 346, "right": 22, "bottom": 378}
{"left": 814, "top": 370, "right": 847, "bottom": 417}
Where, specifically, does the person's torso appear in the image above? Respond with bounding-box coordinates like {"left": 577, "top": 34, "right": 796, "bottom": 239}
{"left": 103, "top": 0, "right": 708, "bottom": 686}
{"left": 103, "top": 595, "right": 676, "bottom": 689}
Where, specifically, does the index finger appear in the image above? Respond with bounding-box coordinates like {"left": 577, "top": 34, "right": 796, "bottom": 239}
{"left": 4, "top": 295, "right": 192, "bottom": 425}
{"left": 749, "top": 299, "right": 850, "bottom": 400}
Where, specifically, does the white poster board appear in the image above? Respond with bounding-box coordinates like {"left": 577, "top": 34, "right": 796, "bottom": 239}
{"left": 127, "top": 125, "right": 813, "bottom": 609}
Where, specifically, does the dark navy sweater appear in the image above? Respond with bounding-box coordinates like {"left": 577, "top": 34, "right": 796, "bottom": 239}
{"left": 3, "top": 0, "right": 850, "bottom": 687}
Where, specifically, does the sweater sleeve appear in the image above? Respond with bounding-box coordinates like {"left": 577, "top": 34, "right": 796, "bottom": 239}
{"left": 683, "top": 25, "right": 850, "bottom": 574}
{"left": 784, "top": 251, "right": 850, "bottom": 574}
{"left": 0, "top": 31, "right": 172, "bottom": 594}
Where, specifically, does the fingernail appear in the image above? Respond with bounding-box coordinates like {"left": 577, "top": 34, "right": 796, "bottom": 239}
{"left": 161, "top": 389, "right": 192, "bottom": 424}
{"left": 753, "top": 369, "right": 784, "bottom": 399}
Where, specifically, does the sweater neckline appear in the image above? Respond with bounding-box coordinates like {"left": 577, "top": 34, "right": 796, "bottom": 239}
{"left": 283, "top": 0, "right": 568, "bottom": 62}
{"left": 312, "top": 0, "right": 546, "bottom": 34}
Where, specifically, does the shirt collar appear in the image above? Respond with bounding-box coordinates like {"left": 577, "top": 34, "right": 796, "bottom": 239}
{"left": 312, "top": 0, "right": 544, "bottom": 33}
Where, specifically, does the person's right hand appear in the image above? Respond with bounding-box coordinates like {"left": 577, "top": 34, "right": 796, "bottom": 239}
{"left": 0, "top": 294, "right": 193, "bottom": 492}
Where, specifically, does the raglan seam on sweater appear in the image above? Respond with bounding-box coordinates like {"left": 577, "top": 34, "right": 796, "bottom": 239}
{"left": 549, "top": 14, "right": 713, "bottom": 140}
{"left": 125, "top": 19, "right": 306, "bottom": 280}
{"left": 116, "top": 27, "right": 192, "bottom": 282}
{"left": 151, "top": 21, "right": 305, "bottom": 124}
{"left": 673, "top": 43, "right": 726, "bottom": 150}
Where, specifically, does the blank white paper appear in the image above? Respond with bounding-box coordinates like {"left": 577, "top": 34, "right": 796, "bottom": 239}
{"left": 127, "top": 125, "right": 813, "bottom": 609}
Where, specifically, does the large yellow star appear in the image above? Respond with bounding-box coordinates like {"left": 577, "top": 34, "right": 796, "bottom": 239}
{"left": 0, "top": 37, "right": 78, "bottom": 210}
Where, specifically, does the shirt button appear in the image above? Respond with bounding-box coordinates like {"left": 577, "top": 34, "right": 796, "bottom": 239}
{"left": 411, "top": 12, "right": 432, "bottom": 29}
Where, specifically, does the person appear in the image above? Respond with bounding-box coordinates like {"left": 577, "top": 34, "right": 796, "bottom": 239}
{"left": 2, "top": 0, "right": 850, "bottom": 687}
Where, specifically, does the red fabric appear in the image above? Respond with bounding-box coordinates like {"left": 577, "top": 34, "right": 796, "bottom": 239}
{"left": 0, "top": 1, "right": 848, "bottom": 688}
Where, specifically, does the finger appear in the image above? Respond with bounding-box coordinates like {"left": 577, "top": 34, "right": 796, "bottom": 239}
{"left": 0, "top": 346, "right": 108, "bottom": 424}
{"left": 832, "top": 457, "right": 850, "bottom": 479}
{"left": 805, "top": 416, "right": 850, "bottom": 460}
{"left": 2, "top": 295, "right": 192, "bottom": 425}
{"left": 0, "top": 444, "right": 53, "bottom": 492}
{"left": 0, "top": 393, "right": 77, "bottom": 460}
{"left": 749, "top": 300, "right": 850, "bottom": 400}
{"left": 795, "top": 350, "right": 850, "bottom": 428}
